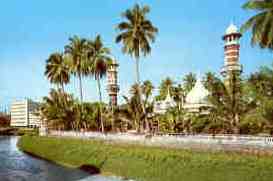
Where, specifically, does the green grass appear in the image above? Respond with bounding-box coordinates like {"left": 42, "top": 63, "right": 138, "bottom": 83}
{"left": 18, "top": 136, "right": 273, "bottom": 181}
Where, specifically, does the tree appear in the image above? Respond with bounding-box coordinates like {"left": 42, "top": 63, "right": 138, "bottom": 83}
{"left": 183, "top": 73, "right": 196, "bottom": 94}
{"left": 45, "top": 53, "right": 70, "bottom": 92}
{"left": 158, "top": 77, "right": 174, "bottom": 100}
{"left": 247, "top": 64, "right": 273, "bottom": 133}
{"left": 241, "top": 0, "right": 273, "bottom": 49}
{"left": 64, "top": 35, "right": 88, "bottom": 103}
{"left": 40, "top": 89, "right": 78, "bottom": 130}
{"left": 208, "top": 72, "right": 246, "bottom": 134}
{"left": 121, "top": 95, "right": 143, "bottom": 132}
{"left": 172, "top": 84, "right": 184, "bottom": 110}
{"left": 142, "top": 80, "right": 154, "bottom": 105}
{"left": 116, "top": 4, "right": 158, "bottom": 131}
{"left": 86, "top": 35, "right": 112, "bottom": 133}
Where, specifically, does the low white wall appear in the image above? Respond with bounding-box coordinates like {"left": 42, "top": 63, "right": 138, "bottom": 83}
{"left": 48, "top": 131, "right": 273, "bottom": 151}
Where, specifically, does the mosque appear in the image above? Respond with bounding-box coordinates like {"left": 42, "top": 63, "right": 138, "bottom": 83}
{"left": 39, "top": 23, "right": 243, "bottom": 135}
{"left": 154, "top": 22, "right": 243, "bottom": 115}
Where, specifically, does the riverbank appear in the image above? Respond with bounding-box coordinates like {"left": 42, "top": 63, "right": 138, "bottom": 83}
{"left": 18, "top": 136, "right": 273, "bottom": 181}
{"left": 0, "top": 127, "right": 38, "bottom": 136}
{"left": 0, "top": 127, "right": 17, "bottom": 135}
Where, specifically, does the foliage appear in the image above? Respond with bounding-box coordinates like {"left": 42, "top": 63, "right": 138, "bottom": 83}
{"left": 241, "top": 0, "right": 273, "bottom": 49}
{"left": 39, "top": 89, "right": 111, "bottom": 131}
{"left": 183, "top": 72, "right": 196, "bottom": 94}
{"left": 156, "top": 77, "right": 175, "bottom": 100}
{"left": 0, "top": 113, "right": 10, "bottom": 127}
{"left": 45, "top": 53, "right": 70, "bottom": 92}
{"left": 116, "top": 4, "right": 158, "bottom": 59}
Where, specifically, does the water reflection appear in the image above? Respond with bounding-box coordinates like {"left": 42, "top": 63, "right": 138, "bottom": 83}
{"left": 0, "top": 136, "right": 122, "bottom": 181}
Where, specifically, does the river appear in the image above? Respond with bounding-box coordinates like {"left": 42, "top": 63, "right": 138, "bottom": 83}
{"left": 0, "top": 136, "right": 123, "bottom": 181}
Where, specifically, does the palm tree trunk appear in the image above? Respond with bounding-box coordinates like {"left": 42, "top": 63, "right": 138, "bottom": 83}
{"left": 78, "top": 73, "right": 83, "bottom": 103}
{"left": 135, "top": 57, "right": 150, "bottom": 132}
{"left": 77, "top": 73, "right": 84, "bottom": 131}
{"left": 97, "top": 78, "right": 104, "bottom": 133}
{"left": 135, "top": 57, "right": 141, "bottom": 85}
{"left": 61, "top": 83, "right": 65, "bottom": 93}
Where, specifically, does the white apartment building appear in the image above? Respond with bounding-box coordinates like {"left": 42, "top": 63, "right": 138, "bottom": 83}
{"left": 10, "top": 99, "right": 41, "bottom": 127}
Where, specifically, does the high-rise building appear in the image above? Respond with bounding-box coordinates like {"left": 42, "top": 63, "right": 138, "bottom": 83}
{"left": 107, "top": 59, "right": 120, "bottom": 108}
{"left": 10, "top": 99, "right": 41, "bottom": 127}
{"left": 221, "top": 23, "right": 243, "bottom": 82}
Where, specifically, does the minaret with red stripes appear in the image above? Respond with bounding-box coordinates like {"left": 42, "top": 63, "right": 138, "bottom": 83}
{"left": 221, "top": 23, "right": 243, "bottom": 81}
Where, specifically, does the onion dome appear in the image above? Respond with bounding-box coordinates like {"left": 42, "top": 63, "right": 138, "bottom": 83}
{"left": 162, "top": 89, "right": 176, "bottom": 108}
{"left": 225, "top": 23, "right": 239, "bottom": 35}
{"left": 154, "top": 89, "right": 176, "bottom": 114}
{"left": 185, "top": 78, "right": 210, "bottom": 106}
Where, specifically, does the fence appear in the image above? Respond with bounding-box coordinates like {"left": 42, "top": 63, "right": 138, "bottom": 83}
{"left": 47, "top": 131, "right": 273, "bottom": 154}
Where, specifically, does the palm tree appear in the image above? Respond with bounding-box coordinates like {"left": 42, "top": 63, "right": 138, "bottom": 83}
{"left": 86, "top": 35, "right": 111, "bottom": 133}
{"left": 116, "top": 4, "right": 158, "bottom": 85}
{"left": 122, "top": 95, "right": 144, "bottom": 132}
{"left": 64, "top": 35, "right": 87, "bottom": 103}
{"left": 207, "top": 72, "right": 245, "bottom": 134}
{"left": 45, "top": 53, "right": 70, "bottom": 92}
{"left": 183, "top": 73, "right": 196, "bottom": 93}
{"left": 172, "top": 84, "right": 184, "bottom": 110}
{"left": 142, "top": 80, "right": 154, "bottom": 105}
{"left": 159, "top": 77, "right": 174, "bottom": 100}
{"left": 241, "top": 0, "right": 273, "bottom": 49}
{"left": 40, "top": 89, "right": 77, "bottom": 130}
{"left": 116, "top": 4, "right": 158, "bottom": 131}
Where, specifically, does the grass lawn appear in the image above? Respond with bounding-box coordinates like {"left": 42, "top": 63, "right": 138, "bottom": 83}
{"left": 18, "top": 135, "right": 273, "bottom": 181}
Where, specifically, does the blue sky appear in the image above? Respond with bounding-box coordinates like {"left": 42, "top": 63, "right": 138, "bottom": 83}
{"left": 0, "top": 0, "right": 272, "bottom": 110}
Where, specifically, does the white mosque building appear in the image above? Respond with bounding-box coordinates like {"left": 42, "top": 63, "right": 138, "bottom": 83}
{"left": 154, "top": 22, "right": 242, "bottom": 115}
{"left": 154, "top": 89, "right": 176, "bottom": 114}
{"left": 153, "top": 77, "right": 211, "bottom": 115}
{"left": 183, "top": 78, "right": 212, "bottom": 114}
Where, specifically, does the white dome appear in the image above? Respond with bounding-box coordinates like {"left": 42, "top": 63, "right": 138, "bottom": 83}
{"left": 153, "top": 89, "right": 176, "bottom": 114}
{"left": 185, "top": 78, "right": 210, "bottom": 104}
{"left": 225, "top": 23, "right": 238, "bottom": 35}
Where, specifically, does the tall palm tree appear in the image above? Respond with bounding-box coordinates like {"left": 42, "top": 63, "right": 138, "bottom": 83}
{"left": 116, "top": 4, "right": 158, "bottom": 131}
{"left": 64, "top": 35, "right": 87, "bottom": 103}
{"left": 116, "top": 4, "right": 158, "bottom": 85}
{"left": 241, "top": 0, "right": 273, "bottom": 49}
{"left": 86, "top": 35, "right": 111, "bottom": 133}
{"left": 45, "top": 53, "right": 70, "bottom": 92}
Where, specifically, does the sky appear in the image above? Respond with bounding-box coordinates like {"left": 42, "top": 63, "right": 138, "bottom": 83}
{"left": 0, "top": 0, "right": 272, "bottom": 110}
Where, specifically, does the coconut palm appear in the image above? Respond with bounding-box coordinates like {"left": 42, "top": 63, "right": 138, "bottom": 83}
{"left": 142, "top": 80, "right": 154, "bottom": 105}
{"left": 183, "top": 73, "right": 196, "bottom": 94}
{"left": 207, "top": 72, "right": 245, "bottom": 134}
{"left": 40, "top": 89, "right": 77, "bottom": 130}
{"left": 158, "top": 77, "right": 174, "bottom": 100}
{"left": 241, "top": 0, "right": 273, "bottom": 49}
{"left": 116, "top": 4, "right": 158, "bottom": 84}
{"left": 172, "top": 84, "right": 184, "bottom": 110}
{"left": 86, "top": 35, "right": 112, "bottom": 132}
{"left": 116, "top": 4, "right": 158, "bottom": 131}
{"left": 45, "top": 53, "right": 70, "bottom": 92}
{"left": 64, "top": 35, "right": 87, "bottom": 103}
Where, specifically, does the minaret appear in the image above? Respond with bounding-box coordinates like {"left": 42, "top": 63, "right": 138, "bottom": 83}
{"left": 221, "top": 23, "right": 243, "bottom": 83}
{"left": 107, "top": 59, "right": 120, "bottom": 108}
